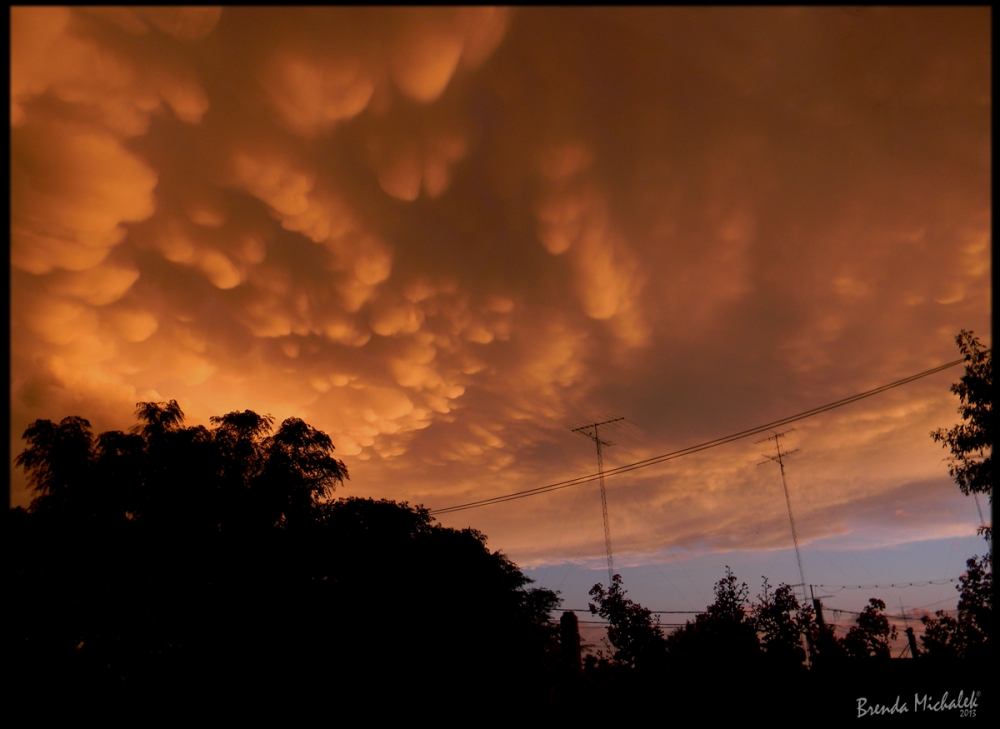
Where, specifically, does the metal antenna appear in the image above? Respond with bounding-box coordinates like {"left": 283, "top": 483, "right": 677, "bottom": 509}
{"left": 756, "top": 429, "right": 805, "bottom": 601}
{"left": 572, "top": 417, "right": 625, "bottom": 586}
{"left": 756, "top": 428, "right": 811, "bottom": 668}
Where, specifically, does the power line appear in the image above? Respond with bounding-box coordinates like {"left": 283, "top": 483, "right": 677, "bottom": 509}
{"left": 431, "top": 354, "right": 978, "bottom": 515}
{"left": 914, "top": 595, "right": 964, "bottom": 611}
{"left": 576, "top": 619, "right": 688, "bottom": 627}
{"left": 557, "top": 572, "right": 965, "bottom": 617}
{"left": 563, "top": 608, "right": 701, "bottom": 614}
{"left": 826, "top": 608, "right": 949, "bottom": 621}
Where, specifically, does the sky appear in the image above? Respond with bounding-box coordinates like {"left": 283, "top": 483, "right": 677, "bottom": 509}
{"left": 9, "top": 7, "right": 991, "bottom": 635}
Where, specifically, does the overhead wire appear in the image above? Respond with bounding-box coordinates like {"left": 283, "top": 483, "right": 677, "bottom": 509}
{"left": 563, "top": 608, "right": 701, "bottom": 614}
{"left": 825, "top": 607, "right": 954, "bottom": 621}
{"left": 431, "top": 354, "right": 978, "bottom": 515}
{"left": 811, "top": 577, "right": 959, "bottom": 592}
{"left": 559, "top": 572, "right": 965, "bottom": 618}
{"left": 434, "top": 354, "right": 983, "bottom": 632}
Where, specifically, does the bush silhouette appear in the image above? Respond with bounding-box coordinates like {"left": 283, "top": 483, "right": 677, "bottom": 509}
{"left": 11, "top": 402, "right": 560, "bottom": 710}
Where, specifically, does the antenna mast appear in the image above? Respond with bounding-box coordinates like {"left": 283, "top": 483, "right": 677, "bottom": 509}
{"left": 573, "top": 417, "right": 625, "bottom": 585}
{"left": 756, "top": 429, "right": 806, "bottom": 601}
{"left": 756, "top": 428, "right": 811, "bottom": 667}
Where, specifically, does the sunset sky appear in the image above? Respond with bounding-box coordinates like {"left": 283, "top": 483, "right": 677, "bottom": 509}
{"left": 10, "top": 7, "right": 990, "bottom": 636}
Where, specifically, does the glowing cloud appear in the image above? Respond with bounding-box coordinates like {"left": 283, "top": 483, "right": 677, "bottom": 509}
{"left": 9, "top": 8, "right": 989, "bottom": 585}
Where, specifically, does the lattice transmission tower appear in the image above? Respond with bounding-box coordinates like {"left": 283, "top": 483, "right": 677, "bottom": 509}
{"left": 572, "top": 417, "right": 626, "bottom": 586}
{"left": 756, "top": 428, "right": 811, "bottom": 667}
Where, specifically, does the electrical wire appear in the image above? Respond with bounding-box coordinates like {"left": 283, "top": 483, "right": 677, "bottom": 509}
{"left": 432, "top": 354, "right": 979, "bottom": 515}
{"left": 559, "top": 573, "right": 965, "bottom": 617}
{"left": 563, "top": 608, "right": 701, "bottom": 614}
{"left": 812, "top": 578, "right": 958, "bottom": 592}
{"left": 826, "top": 607, "right": 955, "bottom": 620}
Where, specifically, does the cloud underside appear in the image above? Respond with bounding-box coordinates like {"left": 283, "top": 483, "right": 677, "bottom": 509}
{"left": 10, "top": 7, "right": 990, "bottom": 563}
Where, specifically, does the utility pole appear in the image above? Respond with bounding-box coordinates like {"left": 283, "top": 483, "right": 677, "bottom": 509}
{"left": 810, "top": 584, "right": 826, "bottom": 632}
{"left": 810, "top": 584, "right": 827, "bottom": 666}
{"left": 757, "top": 429, "right": 811, "bottom": 667}
{"left": 899, "top": 598, "right": 920, "bottom": 659}
{"left": 560, "top": 611, "right": 583, "bottom": 673}
{"left": 573, "top": 417, "right": 625, "bottom": 586}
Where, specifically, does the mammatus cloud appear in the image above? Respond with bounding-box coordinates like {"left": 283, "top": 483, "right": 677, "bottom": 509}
{"left": 10, "top": 9, "right": 989, "bottom": 574}
{"left": 534, "top": 142, "right": 650, "bottom": 346}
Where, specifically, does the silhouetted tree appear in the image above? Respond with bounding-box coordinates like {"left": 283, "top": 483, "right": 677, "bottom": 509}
{"left": 261, "top": 417, "right": 347, "bottom": 526}
{"left": 665, "top": 566, "right": 761, "bottom": 672}
{"left": 93, "top": 429, "right": 146, "bottom": 519}
{"left": 921, "top": 554, "right": 992, "bottom": 663}
{"left": 706, "top": 566, "right": 751, "bottom": 623}
{"left": 921, "top": 330, "right": 992, "bottom": 666}
{"left": 842, "top": 598, "right": 896, "bottom": 660}
{"left": 133, "top": 399, "right": 184, "bottom": 438}
{"left": 588, "top": 574, "right": 666, "bottom": 670}
{"left": 751, "top": 577, "right": 809, "bottom": 669}
{"left": 11, "top": 401, "right": 562, "bottom": 709}
{"left": 14, "top": 416, "right": 96, "bottom": 516}
{"left": 931, "top": 330, "right": 992, "bottom": 541}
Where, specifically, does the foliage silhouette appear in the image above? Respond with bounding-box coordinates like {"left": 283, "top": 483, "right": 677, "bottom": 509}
{"left": 921, "top": 330, "right": 992, "bottom": 664}
{"left": 665, "top": 566, "right": 761, "bottom": 674}
{"left": 931, "top": 330, "right": 992, "bottom": 533}
{"left": 15, "top": 416, "right": 96, "bottom": 515}
{"left": 842, "top": 598, "right": 897, "bottom": 660}
{"left": 11, "top": 399, "right": 991, "bottom": 716}
{"left": 751, "top": 577, "right": 810, "bottom": 669}
{"left": 11, "top": 402, "right": 560, "bottom": 709}
{"left": 921, "top": 554, "right": 992, "bottom": 663}
{"left": 588, "top": 574, "right": 666, "bottom": 670}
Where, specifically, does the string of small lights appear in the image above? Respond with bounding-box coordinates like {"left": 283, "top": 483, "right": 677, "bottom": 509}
{"left": 559, "top": 571, "right": 967, "bottom": 618}
{"left": 811, "top": 577, "right": 959, "bottom": 592}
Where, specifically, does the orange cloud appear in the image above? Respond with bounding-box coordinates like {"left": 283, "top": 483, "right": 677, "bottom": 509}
{"left": 9, "top": 9, "right": 989, "bottom": 584}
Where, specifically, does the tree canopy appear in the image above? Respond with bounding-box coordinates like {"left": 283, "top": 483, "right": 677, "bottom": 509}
{"left": 664, "top": 566, "right": 761, "bottom": 674}
{"left": 752, "top": 577, "right": 812, "bottom": 668}
{"left": 920, "top": 330, "right": 992, "bottom": 664}
{"left": 14, "top": 401, "right": 350, "bottom": 531}
{"left": 932, "top": 330, "right": 992, "bottom": 506}
{"left": 588, "top": 573, "right": 666, "bottom": 670}
{"left": 841, "top": 598, "right": 897, "bottom": 660}
{"left": 11, "top": 401, "right": 560, "bottom": 709}
{"left": 11, "top": 396, "right": 990, "bottom": 715}
{"left": 921, "top": 554, "right": 992, "bottom": 663}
